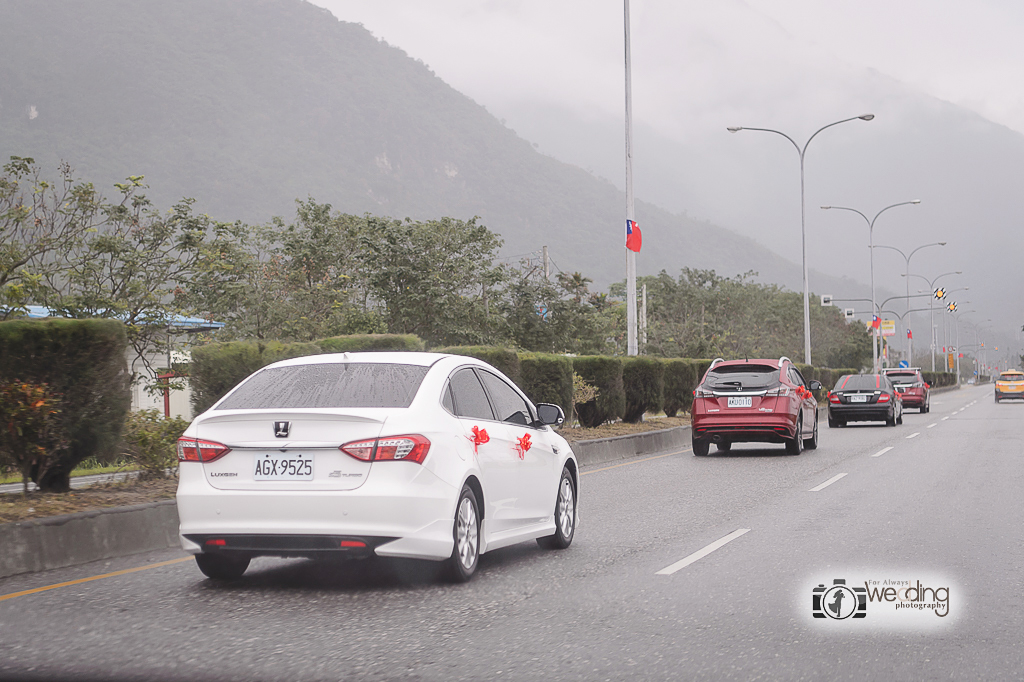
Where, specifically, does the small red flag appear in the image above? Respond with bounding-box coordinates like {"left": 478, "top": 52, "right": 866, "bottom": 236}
{"left": 626, "top": 219, "right": 642, "bottom": 252}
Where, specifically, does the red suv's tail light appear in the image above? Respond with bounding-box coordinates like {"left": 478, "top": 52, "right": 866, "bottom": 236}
{"left": 766, "top": 386, "right": 791, "bottom": 397}
{"left": 694, "top": 387, "right": 714, "bottom": 399}
{"left": 177, "top": 438, "right": 231, "bottom": 463}
{"left": 341, "top": 435, "right": 431, "bottom": 464}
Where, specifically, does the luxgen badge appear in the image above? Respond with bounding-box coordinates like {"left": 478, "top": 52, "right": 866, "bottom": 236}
{"left": 808, "top": 574, "right": 954, "bottom": 627}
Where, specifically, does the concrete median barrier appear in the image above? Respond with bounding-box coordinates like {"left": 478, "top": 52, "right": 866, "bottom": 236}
{"left": 572, "top": 425, "right": 691, "bottom": 466}
{"left": 0, "top": 500, "right": 180, "bottom": 580}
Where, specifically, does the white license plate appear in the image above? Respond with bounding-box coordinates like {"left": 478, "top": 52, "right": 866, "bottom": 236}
{"left": 727, "top": 397, "right": 752, "bottom": 408}
{"left": 254, "top": 453, "right": 314, "bottom": 480}
{"left": 850, "top": 395, "right": 868, "bottom": 403}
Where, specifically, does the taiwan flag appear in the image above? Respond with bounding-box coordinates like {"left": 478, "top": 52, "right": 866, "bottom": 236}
{"left": 907, "top": 328, "right": 913, "bottom": 339}
{"left": 626, "top": 219, "right": 642, "bottom": 252}
{"left": 871, "top": 314, "right": 881, "bottom": 329}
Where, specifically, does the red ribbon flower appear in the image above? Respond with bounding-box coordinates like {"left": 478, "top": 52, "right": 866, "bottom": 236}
{"left": 514, "top": 433, "right": 532, "bottom": 459}
{"left": 469, "top": 425, "right": 489, "bottom": 454}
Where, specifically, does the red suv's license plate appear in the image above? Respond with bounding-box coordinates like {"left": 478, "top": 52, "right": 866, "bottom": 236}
{"left": 727, "top": 397, "right": 752, "bottom": 408}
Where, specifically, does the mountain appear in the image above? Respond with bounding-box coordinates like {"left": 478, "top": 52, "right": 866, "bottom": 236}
{"left": 0, "top": 0, "right": 867, "bottom": 301}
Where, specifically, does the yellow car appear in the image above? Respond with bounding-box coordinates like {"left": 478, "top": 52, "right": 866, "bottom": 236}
{"left": 995, "top": 371, "right": 1024, "bottom": 402}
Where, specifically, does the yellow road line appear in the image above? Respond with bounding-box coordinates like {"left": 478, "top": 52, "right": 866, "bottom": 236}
{"left": 0, "top": 556, "right": 192, "bottom": 602}
{"left": 582, "top": 448, "right": 689, "bottom": 475}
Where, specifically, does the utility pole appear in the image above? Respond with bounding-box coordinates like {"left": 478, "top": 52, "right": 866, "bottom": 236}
{"left": 624, "top": 0, "right": 638, "bottom": 356}
{"left": 542, "top": 245, "right": 550, "bottom": 280}
{"left": 640, "top": 284, "right": 648, "bottom": 351}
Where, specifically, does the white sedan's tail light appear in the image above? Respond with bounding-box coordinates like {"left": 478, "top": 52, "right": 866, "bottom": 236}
{"left": 177, "top": 438, "right": 231, "bottom": 463}
{"left": 341, "top": 435, "right": 431, "bottom": 464}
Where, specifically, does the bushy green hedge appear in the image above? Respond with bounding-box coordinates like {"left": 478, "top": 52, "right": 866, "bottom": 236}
{"left": 572, "top": 356, "right": 625, "bottom": 428}
{"left": 663, "top": 359, "right": 699, "bottom": 417}
{"left": 622, "top": 357, "right": 664, "bottom": 423}
{"left": 922, "top": 371, "right": 957, "bottom": 388}
{"left": 190, "top": 341, "right": 322, "bottom": 414}
{"left": 436, "top": 346, "right": 521, "bottom": 384}
{"left": 316, "top": 334, "right": 424, "bottom": 353}
{"left": 519, "top": 353, "right": 573, "bottom": 416}
{"left": 0, "top": 319, "right": 131, "bottom": 492}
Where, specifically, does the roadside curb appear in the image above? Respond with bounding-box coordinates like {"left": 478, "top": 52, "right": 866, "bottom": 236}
{"left": 572, "top": 425, "right": 691, "bottom": 467}
{"left": 0, "top": 500, "right": 179, "bottom": 580}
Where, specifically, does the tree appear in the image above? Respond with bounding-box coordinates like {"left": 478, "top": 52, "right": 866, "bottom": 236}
{"left": 357, "top": 216, "right": 505, "bottom": 346}
{"left": 0, "top": 157, "right": 106, "bottom": 318}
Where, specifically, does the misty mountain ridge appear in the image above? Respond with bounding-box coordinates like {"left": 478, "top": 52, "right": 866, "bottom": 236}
{"left": 0, "top": 0, "right": 984, "bottom": 343}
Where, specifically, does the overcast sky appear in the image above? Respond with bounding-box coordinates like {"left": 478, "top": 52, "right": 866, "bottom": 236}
{"left": 312, "top": 0, "right": 1024, "bottom": 140}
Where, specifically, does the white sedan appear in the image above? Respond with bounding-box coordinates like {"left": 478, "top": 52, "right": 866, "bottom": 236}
{"left": 176, "top": 352, "right": 579, "bottom": 582}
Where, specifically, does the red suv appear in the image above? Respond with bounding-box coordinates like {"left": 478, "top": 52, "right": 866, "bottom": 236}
{"left": 881, "top": 368, "right": 930, "bottom": 413}
{"left": 691, "top": 357, "right": 821, "bottom": 456}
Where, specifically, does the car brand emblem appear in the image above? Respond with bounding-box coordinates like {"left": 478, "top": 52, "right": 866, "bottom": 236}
{"left": 274, "top": 421, "right": 290, "bottom": 438}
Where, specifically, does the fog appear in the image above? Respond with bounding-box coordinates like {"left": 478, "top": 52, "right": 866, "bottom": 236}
{"left": 315, "top": 0, "right": 1024, "bottom": 363}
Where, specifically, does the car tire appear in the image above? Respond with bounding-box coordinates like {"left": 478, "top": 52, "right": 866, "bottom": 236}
{"left": 827, "top": 413, "right": 838, "bottom": 428}
{"left": 445, "top": 485, "right": 480, "bottom": 583}
{"left": 804, "top": 412, "right": 819, "bottom": 450}
{"left": 995, "top": 395, "right": 1000, "bottom": 403}
{"left": 785, "top": 416, "right": 804, "bottom": 455}
{"left": 715, "top": 441, "right": 732, "bottom": 452}
{"left": 537, "top": 467, "right": 576, "bottom": 550}
{"left": 886, "top": 411, "right": 897, "bottom": 427}
{"left": 896, "top": 410, "right": 903, "bottom": 425}
{"left": 692, "top": 435, "right": 710, "bottom": 457}
{"left": 922, "top": 399, "right": 930, "bottom": 414}
{"left": 195, "top": 553, "right": 250, "bottom": 581}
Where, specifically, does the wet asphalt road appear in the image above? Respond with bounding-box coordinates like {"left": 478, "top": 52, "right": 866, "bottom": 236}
{"left": 1, "top": 384, "right": 1021, "bottom": 681}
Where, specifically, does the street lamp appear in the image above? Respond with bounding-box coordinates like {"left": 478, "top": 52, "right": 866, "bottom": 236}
{"left": 952, "top": 309, "right": 976, "bottom": 383}
{"left": 872, "top": 242, "right": 946, "bottom": 363}
{"left": 728, "top": 113, "right": 874, "bottom": 365}
{"left": 902, "top": 270, "right": 961, "bottom": 371}
{"left": 821, "top": 200, "right": 922, "bottom": 371}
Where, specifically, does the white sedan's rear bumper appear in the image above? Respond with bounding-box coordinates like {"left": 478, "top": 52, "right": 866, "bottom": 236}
{"left": 176, "top": 462, "right": 458, "bottom": 561}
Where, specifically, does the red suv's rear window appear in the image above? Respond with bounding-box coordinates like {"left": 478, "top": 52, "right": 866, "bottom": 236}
{"left": 705, "top": 364, "right": 781, "bottom": 390}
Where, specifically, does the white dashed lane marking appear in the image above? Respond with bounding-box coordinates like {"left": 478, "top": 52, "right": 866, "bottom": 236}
{"left": 871, "top": 446, "right": 894, "bottom": 458}
{"left": 809, "top": 473, "right": 848, "bottom": 492}
{"left": 656, "top": 529, "right": 751, "bottom": 575}
{"left": 927, "top": 423, "right": 937, "bottom": 428}
{"left": 941, "top": 416, "right": 950, "bottom": 421}
{"left": 907, "top": 432, "right": 921, "bottom": 439}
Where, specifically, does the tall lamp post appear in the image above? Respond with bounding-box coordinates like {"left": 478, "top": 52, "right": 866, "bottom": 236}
{"left": 952, "top": 309, "right": 976, "bottom": 383}
{"left": 821, "top": 200, "right": 922, "bottom": 372}
{"left": 903, "top": 271, "right": 962, "bottom": 371}
{"left": 872, "top": 242, "right": 946, "bottom": 363}
{"left": 727, "top": 114, "right": 874, "bottom": 365}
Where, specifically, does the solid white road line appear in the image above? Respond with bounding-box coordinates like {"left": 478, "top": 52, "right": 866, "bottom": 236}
{"left": 871, "top": 446, "right": 894, "bottom": 458}
{"left": 656, "top": 528, "right": 751, "bottom": 575}
{"left": 809, "top": 473, "right": 848, "bottom": 492}
{"left": 906, "top": 432, "right": 921, "bottom": 439}
{"left": 927, "top": 423, "right": 937, "bottom": 428}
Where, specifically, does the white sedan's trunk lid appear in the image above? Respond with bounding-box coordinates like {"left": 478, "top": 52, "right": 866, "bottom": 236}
{"left": 196, "top": 410, "right": 386, "bottom": 491}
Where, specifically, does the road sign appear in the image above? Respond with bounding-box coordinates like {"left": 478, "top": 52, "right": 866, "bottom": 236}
{"left": 899, "top": 360, "right": 909, "bottom": 368}
{"left": 934, "top": 287, "right": 946, "bottom": 300}
{"left": 880, "top": 319, "right": 896, "bottom": 337}
{"left": 844, "top": 308, "right": 855, "bottom": 320}
{"left": 821, "top": 294, "right": 833, "bottom": 306}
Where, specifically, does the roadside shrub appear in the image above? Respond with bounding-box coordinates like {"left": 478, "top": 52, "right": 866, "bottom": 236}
{"left": 0, "top": 382, "right": 67, "bottom": 493}
{"left": 436, "top": 346, "right": 521, "bottom": 383}
{"left": 518, "top": 353, "right": 573, "bottom": 416}
{"left": 0, "top": 319, "right": 131, "bottom": 492}
{"left": 572, "top": 356, "right": 625, "bottom": 427}
{"left": 316, "top": 334, "right": 425, "bottom": 353}
{"left": 622, "top": 357, "right": 664, "bottom": 423}
{"left": 663, "top": 359, "right": 698, "bottom": 417}
{"left": 190, "top": 340, "right": 322, "bottom": 414}
{"left": 921, "top": 371, "right": 956, "bottom": 388}
{"left": 122, "top": 409, "right": 189, "bottom": 479}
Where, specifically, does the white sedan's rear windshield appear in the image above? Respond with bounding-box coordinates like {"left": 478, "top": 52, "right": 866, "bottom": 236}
{"left": 216, "top": 363, "right": 430, "bottom": 410}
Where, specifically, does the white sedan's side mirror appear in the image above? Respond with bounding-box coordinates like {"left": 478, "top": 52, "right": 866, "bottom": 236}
{"left": 536, "top": 403, "right": 565, "bottom": 426}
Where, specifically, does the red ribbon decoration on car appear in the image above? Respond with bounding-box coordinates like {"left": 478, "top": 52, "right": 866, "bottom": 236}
{"left": 514, "top": 433, "right": 532, "bottom": 460}
{"left": 469, "top": 426, "right": 489, "bottom": 454}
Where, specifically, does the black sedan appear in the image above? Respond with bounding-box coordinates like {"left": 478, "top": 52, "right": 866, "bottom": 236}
{"left": 827, "top": 374, "right": 903, "bottom": 427}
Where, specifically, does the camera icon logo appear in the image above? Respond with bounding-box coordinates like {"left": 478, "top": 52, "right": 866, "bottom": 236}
{"left": 813, "top": 579, "right": 867, "bottom": 619}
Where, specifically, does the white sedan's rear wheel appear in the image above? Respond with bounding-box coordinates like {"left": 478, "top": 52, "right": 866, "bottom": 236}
{"left": 538, "top": 467, "right": 576, "bottom": 550}
{"left": 445, "top": 485, "right": 480, "bottom": 583}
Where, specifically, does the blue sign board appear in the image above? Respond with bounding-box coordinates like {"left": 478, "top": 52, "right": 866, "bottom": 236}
{"left": 898, "top": 360, "right": 909, "bottom": 368}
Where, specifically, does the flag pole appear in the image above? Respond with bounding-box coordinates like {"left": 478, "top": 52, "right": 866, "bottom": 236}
{"left": 624, "top": 0, "right": 638, "bottom": 356}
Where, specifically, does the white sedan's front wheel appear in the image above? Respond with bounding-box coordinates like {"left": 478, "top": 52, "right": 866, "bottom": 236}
{"left": 445, "top": 485, "right": 480, "bottom": 583}
{"left": 538, "top": 467, "right": 576, "bottom": 550}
